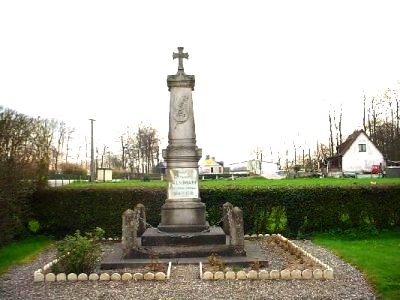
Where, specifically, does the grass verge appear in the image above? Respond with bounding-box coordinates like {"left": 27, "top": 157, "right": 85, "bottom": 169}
{"left": 313, "top": 229, "right": 400, "bottom": 299}
{"left": 0, "top": 235, "right": 53, "bottom": 276}
{"left": 61, "top": 177, "right": 400, "bottom": 189}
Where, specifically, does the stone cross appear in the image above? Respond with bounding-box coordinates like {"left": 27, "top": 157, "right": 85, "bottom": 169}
{"left": 173, "top": 47, "right": 189, "bottom": 73}
{"left": 222, "top": 202, "right": 234, "bottom": 235}
{"left": 121, "top": 209, "right": 137, "bottom": 257}
{"left": 222, "top": 202, "right": 245, "bottom": 255}
{"left": 121, "top": 204, "right": 147, "bottom": 257}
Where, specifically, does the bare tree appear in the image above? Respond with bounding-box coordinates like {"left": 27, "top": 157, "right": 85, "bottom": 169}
{"left": 329, "top": 111, "right": 334, "bottom": 156}
{"left": 123, "top": 124, "right": 160, "bottom": 174}
{"left": 363, "top": 88, "right": 400, "bottom": 162}
{"left": 328, "top": 106, "right": 343, "bottom": 156}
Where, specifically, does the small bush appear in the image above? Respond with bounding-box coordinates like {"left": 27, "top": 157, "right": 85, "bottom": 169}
{"left": 28, "top": 219, "right": 40, "bottom": 233}
{"left": 142, "top": 174, "right": 151, "bottom": 182}
{"left": 54, "top": 227, "right": 105, "bottom": 274}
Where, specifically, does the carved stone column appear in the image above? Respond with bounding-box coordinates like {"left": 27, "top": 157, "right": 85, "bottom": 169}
{"left": 158, "top": 47, "right": 207, "bottom": 232}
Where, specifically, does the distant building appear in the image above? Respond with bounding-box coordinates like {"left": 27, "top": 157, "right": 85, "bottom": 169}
{"left": 325, "top": 130, "right": 385, "bottom": 174}
{"left": 229, "top": 161, "right": 250, "bottom": 175}
{"left": 199, "top": 155, "right": 224, "bottom": 175}
{"left": 97, "top": 168, "right": 112, "bottom": 181}
{"left": 229, "top": 160, "right": 280, "bottom": 177}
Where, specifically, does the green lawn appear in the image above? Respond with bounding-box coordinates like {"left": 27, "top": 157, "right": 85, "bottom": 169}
{"left": 313, "top": 230, "right": 400, "bottom": 300}
{"left": 0, "top": 236, "right": 52, "bottom": 276}
{"left": 61, "top": 177, "right": 400, "bottom": 189}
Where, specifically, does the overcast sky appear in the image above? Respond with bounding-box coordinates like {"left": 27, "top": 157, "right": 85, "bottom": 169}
{"left": 1, "top": 1, "right": 400, "bottom": 165}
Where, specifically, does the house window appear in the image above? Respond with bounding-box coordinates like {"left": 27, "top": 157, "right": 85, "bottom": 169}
{"left": 358, "top": 144, "right": 366, "bottom": 152}
{"left": 211, "top": 167, "right": 214, "bottom": 173}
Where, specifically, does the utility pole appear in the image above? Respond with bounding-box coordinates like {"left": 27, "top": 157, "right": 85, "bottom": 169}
{"left": 89, "top": 119, "right": 96, "bottom": 182}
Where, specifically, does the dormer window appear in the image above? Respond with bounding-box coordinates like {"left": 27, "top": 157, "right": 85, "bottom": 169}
{"left": 358, "top": 144, "right": 366, "bottom": 152}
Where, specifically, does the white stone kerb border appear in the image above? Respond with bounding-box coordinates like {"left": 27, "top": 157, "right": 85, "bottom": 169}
{"left": 34, "top": 260, "right": 172, "bottom": 283}
{"left": 200, "top": 233, "right": 334, "bottom": 280}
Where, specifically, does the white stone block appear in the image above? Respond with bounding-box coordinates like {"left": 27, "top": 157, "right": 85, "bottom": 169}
{"left": 45, "top": 273, "right": 55, "bottom": 282}
{"left": 269, "top": 270, "right": 280, "bottom": 279}
{"left": 121, "top": 273, "right": 133, "bottom": 281}
{"left": 202, "top": 271, "right": 213, "bottom": 280}
{"left": 88, "top": 273, "right": 99, "bottom": 281}
{"left": 133, "top": 273, "right": 143, "bottom": 280}
{"left": 225, "top": 271, "right": 236, "bottom": 280}
{"left": 323, "top": 269, "right": 334, "bottom": 279}
{"left": 67, "top": 273, "right": 77, "bottom": 281}
{"left": 313, "top": 269, "right": 323, "bottom": 279}
{"left": 111, "top": 273, "right": 121, "bottom": 281}
{"left": 155, "top": 272, "right": 166, "bottom": 281}
{"left": 280, "top": 269, "right": 291, "bottom": 279}
{"left": 264, "top": 234, "right": 270, "bottom": 237}
{"left": 236, "top": 270, "right": 247, "bottom": 280}
{"left": 244, "top": 234, "right": 250, "bottom": 239}
{"left": 259, "top": 270, "right": 269, "bottom": 279}
{"left": 302, "top": 269, "right": 312, "bottom": 279}
{"left": 56, "top": 273, "right": 66, "bottom": 281}
{"left": 247, "top": 270, "right": 258, "bottom": 280}
{"left": 34, "top": 272, "right": 44, "bottom": 282}
{"left": 250, "top": 234, "right": 258, "bottom": 238}
{"left": 144, "top": 272, "right": 154, "bottom": 280}
{"left": 291, "top": 269, "right": 302, "bottom": 279}
{"left": 214, "top": 271, "right": 224, "bottom": 280}
{"left": 258, "top": 234, "right": 264, "bottom": 238}
{"left": 99, "top": 273, "right": 110, "bottom": 281}
{"left": 78, "top": 273, "right": 88, "bottom": 281}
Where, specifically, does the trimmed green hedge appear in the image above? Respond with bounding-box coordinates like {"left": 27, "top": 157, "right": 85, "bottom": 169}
{"left": 32, "top": 186, "right": 400, "bottom": 238}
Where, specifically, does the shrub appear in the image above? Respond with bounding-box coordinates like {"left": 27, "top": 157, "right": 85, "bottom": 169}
{"left": 59, "top": 163, "right": 87, "bottom": 177}
{"left": 32, "top": 186, "right": 400, "bottom": 238}
{"left": 142, "top": 174, "right": 151, "bottom": 182}
{"left": 32, "top": 188, "right": 165, "bottom": 238}
{"left": 28, "top": 219, "right": 40, "bottom": 233}
{"left": 54, "top": 227, "right": 105, "bottom": 274}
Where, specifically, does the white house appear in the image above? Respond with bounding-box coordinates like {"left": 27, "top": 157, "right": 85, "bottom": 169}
{"left": 199, "top": 155, "right": 224, "bottom": 175}
{"left": 326, "top": 130, "right": 385, "bottom": 174}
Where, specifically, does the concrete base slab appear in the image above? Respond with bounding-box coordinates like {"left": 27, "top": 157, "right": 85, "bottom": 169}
{"left": 100, "top": 240, "right": 267, "bottom": 270}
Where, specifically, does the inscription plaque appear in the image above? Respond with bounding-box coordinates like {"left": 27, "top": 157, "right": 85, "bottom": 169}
{"left": 168, "top": 168, "right": 199, "bottom": 199}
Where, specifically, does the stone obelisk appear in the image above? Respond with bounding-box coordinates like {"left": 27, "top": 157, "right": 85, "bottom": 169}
{"left": 158, "top": 47, "right": 208, "bottom": 232}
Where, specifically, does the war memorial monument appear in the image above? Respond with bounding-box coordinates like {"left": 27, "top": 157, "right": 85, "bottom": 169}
{"left": 101, "top": 47, "right": 267, "bottom": 267}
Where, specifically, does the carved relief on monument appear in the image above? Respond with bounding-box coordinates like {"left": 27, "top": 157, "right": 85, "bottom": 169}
{"left": 173, "top": 94, "right": 191, "bottom": 124}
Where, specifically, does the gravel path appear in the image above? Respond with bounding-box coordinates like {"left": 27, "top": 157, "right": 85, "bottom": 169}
{"left": 0, "top": 240, "right": 376, "bottom": 300}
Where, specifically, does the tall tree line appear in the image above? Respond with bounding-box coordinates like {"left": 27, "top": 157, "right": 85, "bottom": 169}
{"left": 363, "top": 88, "right": 400, "bottom": 162}
{"left": 0, "top": 106, "right": 60, "bottom": 245}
